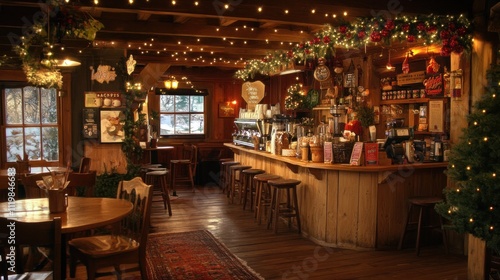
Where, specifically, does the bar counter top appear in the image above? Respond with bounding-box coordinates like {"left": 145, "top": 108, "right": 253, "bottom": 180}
{"left": 224, "top": 143, "right": 448, "bottom": 172}
{"left": 225, "top": 142, "right": 448, "bottom": 250}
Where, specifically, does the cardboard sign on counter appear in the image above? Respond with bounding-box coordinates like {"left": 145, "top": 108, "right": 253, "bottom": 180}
{"left": 364, "top": 143, "right": 379, "bottom": 165}
{"left": 350, "top": 142, "right": 364, "bottom": 166}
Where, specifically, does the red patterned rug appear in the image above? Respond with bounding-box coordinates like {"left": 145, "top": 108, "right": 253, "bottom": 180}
{"left": 145, "top": 230, "right": 264, "bottom": 280}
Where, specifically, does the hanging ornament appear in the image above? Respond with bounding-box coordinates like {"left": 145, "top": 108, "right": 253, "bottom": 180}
{"left": 126, "top": 55, "right": 136, "bottom": 75}
{"left": 402, "top": 52, "right": 410, "bottom": 74}
{"left": 426, "top": 56, "right": 440, "bottom": 74}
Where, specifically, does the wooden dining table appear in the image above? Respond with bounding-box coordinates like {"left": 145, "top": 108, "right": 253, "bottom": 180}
{"left": 0, "top": 197, "right": 133, "bottom": 279}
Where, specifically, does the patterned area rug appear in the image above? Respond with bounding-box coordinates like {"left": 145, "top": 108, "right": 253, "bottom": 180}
{"left": 146, "top": 230, "right": 264, "bottom": 280}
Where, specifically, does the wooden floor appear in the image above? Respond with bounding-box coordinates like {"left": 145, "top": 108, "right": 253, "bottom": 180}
{"left": 71, "top": 184, "right": 467, "bottom": 280}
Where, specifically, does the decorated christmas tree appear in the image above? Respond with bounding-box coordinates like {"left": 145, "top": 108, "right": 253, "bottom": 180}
{"left": 436, "top": 63, "right": 500, "bottom": 253}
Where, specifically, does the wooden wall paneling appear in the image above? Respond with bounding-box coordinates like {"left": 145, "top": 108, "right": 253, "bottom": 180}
{"left": 84, "top": 142, "right": 127, "bottom": 174}
{"left": 337, "top": 172, "right": 360, "bottom": 249}
{"left": 356, "top": 172, "right": 378, "bottom": 248}
{"left": 326, "top": 170, "right": 339, "bottom": 245}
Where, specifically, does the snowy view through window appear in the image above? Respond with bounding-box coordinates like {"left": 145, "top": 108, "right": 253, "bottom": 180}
{"left": 4, "top": 87, "right": 59, "bottom": 162}
{"left": 159, "top": 95, "right": 204, "bottom": 135}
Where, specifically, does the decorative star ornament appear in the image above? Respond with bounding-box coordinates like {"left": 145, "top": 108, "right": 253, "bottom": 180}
{"left": 126, "top": 55, "right": 136, "bottom": 75}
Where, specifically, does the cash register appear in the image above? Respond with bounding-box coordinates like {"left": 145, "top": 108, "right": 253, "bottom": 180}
{"left": 383, "top": 119, "right": 413, "bottom": 164}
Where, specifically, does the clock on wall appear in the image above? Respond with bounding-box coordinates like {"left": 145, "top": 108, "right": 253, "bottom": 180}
{"left": 314, "top": 58, "right": 331, "bottom": 82}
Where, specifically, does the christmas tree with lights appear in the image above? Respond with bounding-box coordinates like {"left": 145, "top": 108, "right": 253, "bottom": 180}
{"left": 436, "top": 63, "right": 500, "bottom": 253}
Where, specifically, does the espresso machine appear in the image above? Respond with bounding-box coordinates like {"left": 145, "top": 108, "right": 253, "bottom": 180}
{"left": 329, "top": 104, "right": 347, "bottom": 142}
{"left": 383, "top": 118, "right": 413, "bottom": 164}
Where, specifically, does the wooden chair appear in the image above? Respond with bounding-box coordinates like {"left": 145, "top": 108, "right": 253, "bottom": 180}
{"left": 0, "top": 217, "right": 62, "bottom": 280}
{"left": 170, "top": 144, "right": 198, "bottom": 195}
{"left": 78, "top": 157, "right": 91, "bottom": 173}
{"left": 66, "top": 170, "right": 97, "bottom": 197}
{"left": 22, "top": 173, "right": 49, "bottom": 198}
{"left": 68, "top": 177, "right": 153, "bottom": 279}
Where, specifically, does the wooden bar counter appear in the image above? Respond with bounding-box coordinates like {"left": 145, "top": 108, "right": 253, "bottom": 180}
{"left": 224, "top": 143, "right": 448, "bottom": 250}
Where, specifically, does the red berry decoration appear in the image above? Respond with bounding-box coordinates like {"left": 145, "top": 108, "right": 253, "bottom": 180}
{"left": 381, "top": 29, "right": 390, "bottom": 37}
{"left": 426, "top": 25, "right": 437, "bottom": 34}
{"left": 402, "top": 24, "right": 410, "bottom": 32}
{"left": 313, "top": 37, "right": 321, "bottom": 44}
{"left": 416, "top": 22, "right": 426, "bottom": 31}
{"left": 457, "top": 27, "right": 467, "bottom": 36}
{"left": 358, "top": 30, "right": 366, "bottom": 39}
{"left": 370, "top": 31, "right": 381, "bottom": 42}
{"left": 339, "top": 25, "right": 347, "bottom": 34}
{"left": 440, "top": 30, "right": 451, "bottom": 39}
{"left": 385, "top": 20, "right": 395, "bottom": 30}
{"left": 407, "top": 35, "right": 415, "bottom": 43}
{"left": 323, "top": 36, "right": 331, "bottom": 44}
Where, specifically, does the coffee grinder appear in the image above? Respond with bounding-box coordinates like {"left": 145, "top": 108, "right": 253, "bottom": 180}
{"left": 329, "top": 104, "right": 347, "bottom": 142}
{"left": 257, "top": 119, "right": 272, "bottom": 151}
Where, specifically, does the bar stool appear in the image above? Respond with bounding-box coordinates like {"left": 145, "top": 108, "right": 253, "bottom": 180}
{"left": 398, "top": 196, "right": 447, "bottom": 256}
{"left": 218, "top": 158, "right": 235, "bottom": 188}
{"left": 228, "top": 164, "right": 251, "bottom": 204}
{"left": 267, "top": 179, "right": 301, "bottom": 234}
{"left": 254, "top": 174, "right": 280, "bottom": 224}
{"left": 145, "top": 168, "right": 172, "bottom": 216}
{"left": 220, "top": 160, "right": 239, "bottom": 194}
{"left": 240, "top": 168, "right": 265, "bottom": 210}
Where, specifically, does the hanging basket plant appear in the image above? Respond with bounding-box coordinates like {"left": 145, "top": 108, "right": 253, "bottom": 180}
{"left": 13, "top": 0, "right": 103, "bottom": 89}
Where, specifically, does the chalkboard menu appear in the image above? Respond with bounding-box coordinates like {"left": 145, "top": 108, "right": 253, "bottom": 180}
{"left": 83, "top": 108, "right": 99, "bottom": 139}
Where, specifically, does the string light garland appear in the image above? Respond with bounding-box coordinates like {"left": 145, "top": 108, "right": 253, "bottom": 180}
{"left": 235, "top": 14, "right": 472, "bottom": 80}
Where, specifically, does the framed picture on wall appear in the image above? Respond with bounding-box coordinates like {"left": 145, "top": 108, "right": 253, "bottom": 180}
{"left": 99, "top": 109, "right": 126, "bottom": 143}
{"left": 218, "top": 102, "right": 236, "bottom": 118}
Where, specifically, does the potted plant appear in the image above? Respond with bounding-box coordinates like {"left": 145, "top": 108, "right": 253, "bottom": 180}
{"left": 355, "top": 103, "right": 375, "bottom": 141}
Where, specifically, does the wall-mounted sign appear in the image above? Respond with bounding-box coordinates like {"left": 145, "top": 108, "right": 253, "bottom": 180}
{"left": 424, "top": 74, "right": 444, "bottom": 97}
{"left": 241, "top": 81, "right": 265, "bottom": 111}
{"left": 397, "top": 71, "right": 425, "bottom": 86}
{"left": 82, "top": 108, "right": 98, "bottom": 139}
{"left": 85, "top": 91, "right": 123, "bottom": 108}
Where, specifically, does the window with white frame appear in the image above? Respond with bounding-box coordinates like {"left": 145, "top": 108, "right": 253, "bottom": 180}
{"left": 3, "top": 86, "right": 59, "bottom": 162}
{"left": 159, "top": 94, "right": 205, "bottom": 136}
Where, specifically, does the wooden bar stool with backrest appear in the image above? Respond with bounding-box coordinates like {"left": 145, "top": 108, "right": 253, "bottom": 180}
{"left": 398, "top": 196, "right": 448, "bottom": 256}
{"left": 240, "top": 168, "right": 265, "bottom": 210}
{"left": 145, "top": 167, "right": 172, "bottom": 216}
{"left": 267, "top": 178, "right": 302, "bottom": 234}
{"left": 220, "top": 160, "right": 239, "bottom": 194}
{"left": 218, "top": 158, "right": 234, "bottom": 189}
{"left": 254, "top": 174, "right": 280, "bottom": 224}
{"left": 170, "top": 144, "right": 198, "bottom": 195}
{"left": 228, "top": 164, "right": 251, "bottom": 203}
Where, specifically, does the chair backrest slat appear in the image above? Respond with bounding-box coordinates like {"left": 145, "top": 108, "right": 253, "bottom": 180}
{"left": 0, "top": 217, "right": 62, "bottom": 279}
{"left": 22, "top": 173, "right": 49, "bottom": 199}
{"left": 116, "top": 177, "right": 152, "bottom": 259}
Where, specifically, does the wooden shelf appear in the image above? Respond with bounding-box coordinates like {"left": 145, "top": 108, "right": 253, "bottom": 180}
{"left": 380, "top": 98, "right": 429, "bottom": 105}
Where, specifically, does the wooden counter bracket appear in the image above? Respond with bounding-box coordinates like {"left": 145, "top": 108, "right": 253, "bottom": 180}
{"left": 285, "top": 162, "right": 299, "bottom": 174}
{"left": 308, "top": 168, "right": 323, "bottom": 180}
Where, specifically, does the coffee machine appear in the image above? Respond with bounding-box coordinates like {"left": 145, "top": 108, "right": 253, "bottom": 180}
{"left": 329, "top": 104, "right": 347, "bottom": 141}
{"left": 383, "top": 118, "right": 413, "bottom": 164}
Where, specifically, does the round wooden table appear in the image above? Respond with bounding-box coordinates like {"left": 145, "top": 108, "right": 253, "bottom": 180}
{"left": 0, "top": 197, "right": 133, "bottom": 233}
{"left": 0, "top": 197, "right": 133, "bottom": 279}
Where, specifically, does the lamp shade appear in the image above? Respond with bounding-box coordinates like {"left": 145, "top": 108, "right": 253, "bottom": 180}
{"left": 164, "top": 80, "right": 172, "bottom": 89}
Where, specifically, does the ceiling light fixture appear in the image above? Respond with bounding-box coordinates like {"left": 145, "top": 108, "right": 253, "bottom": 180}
{"left": 164, "top": 77, "right": 178, "bottom": 89}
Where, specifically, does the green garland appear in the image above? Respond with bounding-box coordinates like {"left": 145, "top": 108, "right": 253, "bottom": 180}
{"left": 13, "top": 0, "right": 103, "bottom": 89}
{"left": 284, "top": 84, "right": 306, "bottom": 110}
{"left": 235, "top": 14, "right": 472, "bottom": 81}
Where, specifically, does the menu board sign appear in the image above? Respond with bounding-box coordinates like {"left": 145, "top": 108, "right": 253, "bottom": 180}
{"left": 397, "top": 71, "right": 425, "bottom": 86}
{"left": 241, "top": 81, "right": 265, "bottom": 111}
